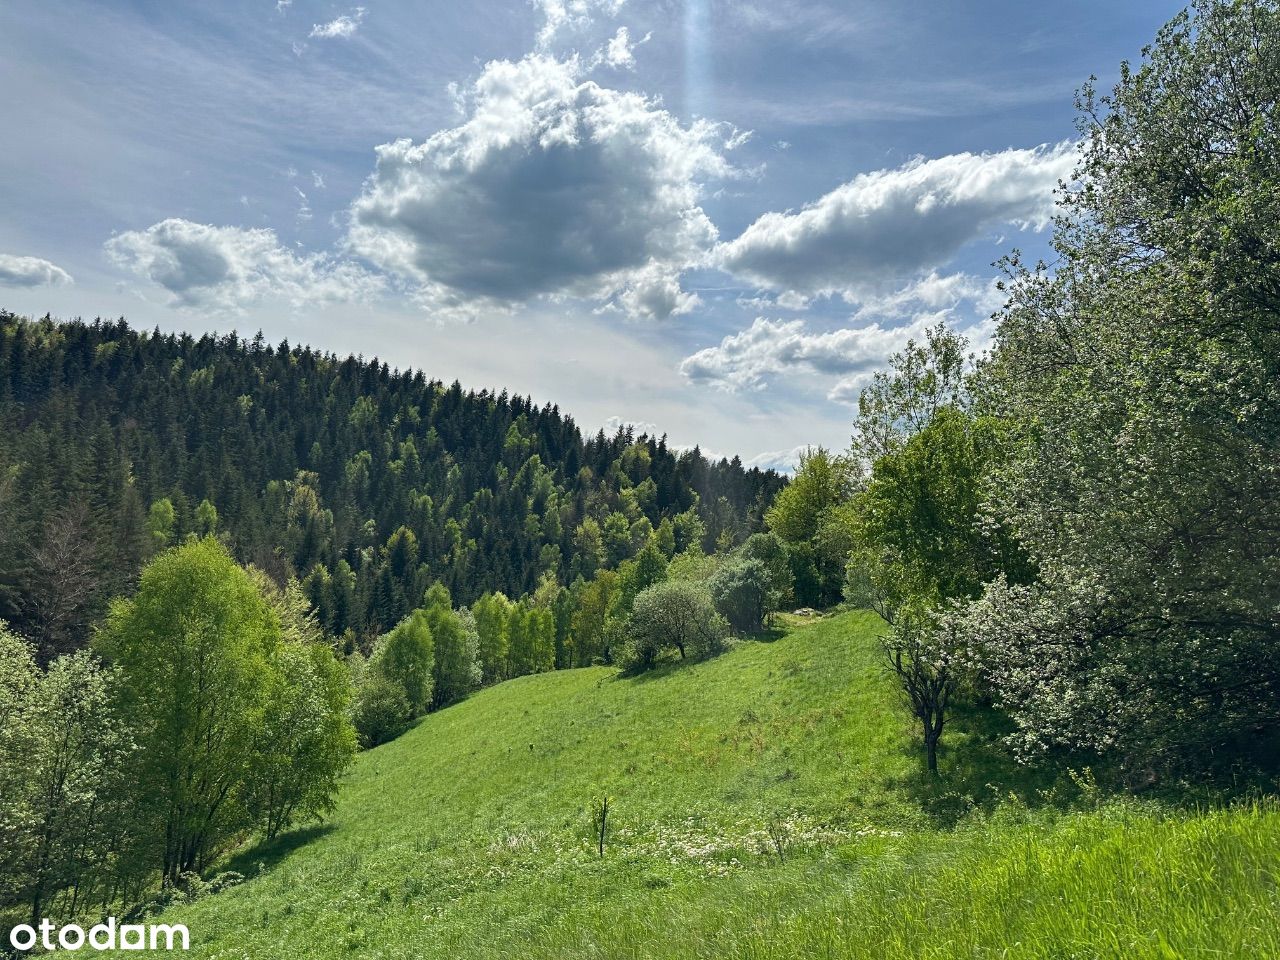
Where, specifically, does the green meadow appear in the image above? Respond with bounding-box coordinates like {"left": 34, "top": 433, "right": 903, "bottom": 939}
{"left": 135, "top": 611, "right": 1280, "bottom": 959}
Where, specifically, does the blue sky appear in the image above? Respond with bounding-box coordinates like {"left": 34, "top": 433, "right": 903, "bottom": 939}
{"left": 0, "top": 0, "right": 1178, "bottom": 468}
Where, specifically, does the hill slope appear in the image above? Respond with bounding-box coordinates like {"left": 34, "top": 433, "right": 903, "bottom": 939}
{"left": 0, "top": 312, "right": 783, "bottom": 659}
{"left": 135, "top": 612, "right": 1280, "bottom": 959}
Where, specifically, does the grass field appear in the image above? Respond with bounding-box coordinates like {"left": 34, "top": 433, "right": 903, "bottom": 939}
{"left": 117, "top": 611, "right": 1280, "bottom": 959}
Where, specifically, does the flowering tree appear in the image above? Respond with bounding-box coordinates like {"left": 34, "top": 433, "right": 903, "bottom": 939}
{"left": 964, "top": 0, "right": 1280, "bottom": 777}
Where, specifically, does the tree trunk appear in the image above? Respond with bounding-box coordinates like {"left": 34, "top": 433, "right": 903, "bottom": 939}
{"left": 923, "top": 719, "right": 940, "bottom": 775}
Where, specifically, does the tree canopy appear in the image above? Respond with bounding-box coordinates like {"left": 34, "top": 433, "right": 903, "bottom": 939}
{"left": 952, "top": 0, "right": 1280, "bottom": 777}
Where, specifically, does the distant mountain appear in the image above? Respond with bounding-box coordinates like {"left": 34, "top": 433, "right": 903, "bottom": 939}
{"left": 0, "top": 312, "right": 784, "bottom": 659}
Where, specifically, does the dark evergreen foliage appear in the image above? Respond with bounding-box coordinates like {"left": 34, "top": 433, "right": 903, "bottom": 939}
{"left": 0, "top": 313, "right": 784, "bottom": 658}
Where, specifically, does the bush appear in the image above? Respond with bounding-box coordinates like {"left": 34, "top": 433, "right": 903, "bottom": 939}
{"left": 618, "top": 580, "right": 727, "bottom": 673}
{"left": 616, "top": 628, "right": 663, "bottom": 673}
{"left": 351, "top": 672, "right": 412, "bottom": 748}
{"left": 710, "top": 558, "right": 772, "bottom": 632}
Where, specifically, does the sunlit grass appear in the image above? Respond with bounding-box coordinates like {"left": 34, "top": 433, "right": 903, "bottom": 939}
{"left": 111, "top": 611, "right": 1280, "bottom": 959}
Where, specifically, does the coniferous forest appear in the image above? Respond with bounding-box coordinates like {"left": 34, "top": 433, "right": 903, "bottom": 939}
{"left": 0, "top": 313, "right": 783, "bottom": 663}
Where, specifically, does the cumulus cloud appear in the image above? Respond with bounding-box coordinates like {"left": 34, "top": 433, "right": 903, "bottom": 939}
{"left": 603, "top": 260, "right": 702, "bottom": 321}
{"left": 681, "top": 316, "right": 905, "bottom": 392}
{"left": 347, "top": 54, "right": 735, "bottom": 320}
{"left": 605, "top": 27, "right": 634, "bottom": 66}
{"left": 105, "top": 218, "right": 383, "bottom": 311}
{"left": 715, "top": 142, "right": 1076, "bottom": 300}
{"left": 0, "top": 254, "right": 73, "bottom": 287}
{"left": 680, "top": 309, "right": 993, "bottom": 403}
{"left": 309, "top": 7, "right": 365, "bottom": 39}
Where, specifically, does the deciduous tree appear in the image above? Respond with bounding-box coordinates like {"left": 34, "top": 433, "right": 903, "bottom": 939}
{"left": 95, "top": 537, "right": 281, "bottom": 886}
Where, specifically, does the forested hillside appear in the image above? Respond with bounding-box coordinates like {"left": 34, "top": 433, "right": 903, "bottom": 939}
{"left": 0, "top": 314, "right": 783, "bottom": 660}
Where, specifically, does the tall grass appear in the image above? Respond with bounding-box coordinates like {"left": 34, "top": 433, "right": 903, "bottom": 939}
{"left": 494, "top": 802, "right": 1279, "bottom": 960}
{"left": 755, "top": 802, "right": 1280, "bottom": 960}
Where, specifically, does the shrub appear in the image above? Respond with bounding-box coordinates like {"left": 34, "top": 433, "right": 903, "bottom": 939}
{"left": 618, "top": 580, "right": 727, "bottom": 673}
{"left": 351, "top": 672, "right": 412, "bottom": 748}
{"left": 710, "top": 558, "right": 772, "bottom": 633}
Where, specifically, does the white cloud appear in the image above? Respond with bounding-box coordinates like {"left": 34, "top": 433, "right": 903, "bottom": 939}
{"left": 533, "top": 0, "right": 625, "bottom": 50}
{"left": 716, "top": 142, "right": 1076, "bottom": 299}
{"left": 347, "top": 54, "right": 735, "bottom": 320}
{"left": 603, "top": 260, "right": 702, "bottom": 321}
{"left": 606, "top": 27, "right": 631, "bottom": 66}
{"left": 0, "top": 254, "right": 73, "bottom": 287}
{"left": 744, "top": 445, "right": 810, "bottom": 474}
{"left": 680, "top": 309, "right": 993, "bottom": 403}
{"left": 735, "top": 289, "right": 810, "bottom": 312}
{"left": 105, "top": 218, "right": 383, "bottom": 311}
{"left": 603, "top": 414, "right": 661, "bottom": 436}
{"left": 309, "top": 7, "right": 366, "bottom": 39}
{"left": 681, "top": 316, "right": 901, "bottom": 392}
{"left": 294, "top": 186, "right": 313, "bottom": 223}
{"left": 850, "top": 270, "right": 1003, "bottom": 321}
{"left": 602, "top": 26, "right": 649, "bottom": 68}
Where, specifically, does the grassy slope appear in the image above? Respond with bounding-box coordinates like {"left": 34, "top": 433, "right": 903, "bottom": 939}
{"left": 139, "top": 612, "right": 1280, "bottom": 959}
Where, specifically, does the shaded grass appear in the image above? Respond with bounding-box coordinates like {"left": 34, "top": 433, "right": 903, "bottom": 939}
{"left": 222, "top": 823, "right": 337, "bottom": 877}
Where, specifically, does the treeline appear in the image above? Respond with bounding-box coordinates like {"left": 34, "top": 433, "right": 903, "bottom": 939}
{"left": 0, "top": 315, "right": 784, "bottom": 662}
{"left": 827, "top": 0, "right": 1280, "bottom": 784}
